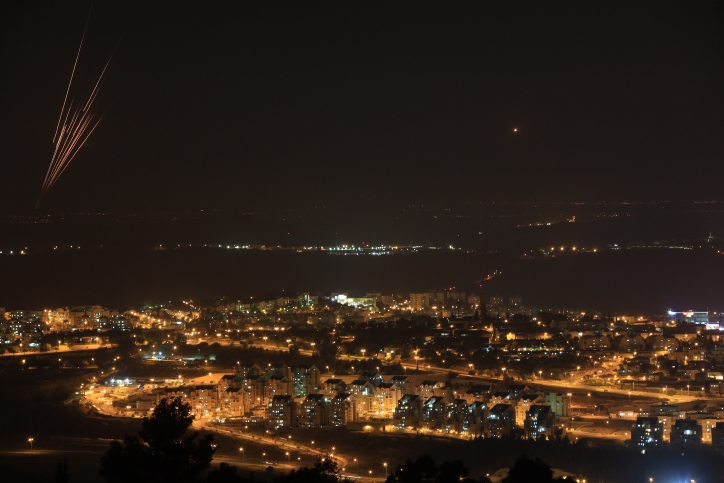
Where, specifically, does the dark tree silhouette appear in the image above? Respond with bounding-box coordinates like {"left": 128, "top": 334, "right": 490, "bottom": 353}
{"left": 54, "top": 458, "right": 71, "bottom": 483}
{"left": 206, "top": 462, "right": 255, "bottom": 483}
{"left": 502, "top": 454, "right": 561, "bottom": 483}
{"left": 385, "top": 454, "right": 483, "bottom": 483}
{"left": 99, "top": 397, "right": 216, "bottom": 483}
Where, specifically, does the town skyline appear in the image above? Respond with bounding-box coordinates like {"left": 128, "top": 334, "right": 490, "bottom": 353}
{"left": 3, "top": 293, "right": 724, "bottom": 481}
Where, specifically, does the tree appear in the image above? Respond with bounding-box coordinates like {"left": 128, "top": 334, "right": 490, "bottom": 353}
{"left": 318, "top": 340, "right": 338, "bottom": 364}
{"left": 54, "top": 458, "right": 71, "bottom": 483}
{"left": 99, "top": 397, "right": 216, "bottom": 483}
{"left": 385, "top": 455, "right": 479, "bottom": 483}
{"left": 206, "top": 462, "right": 254, "bottom": 483}
{"left": 502, "top": 454, "right": 560, "bottom": 483}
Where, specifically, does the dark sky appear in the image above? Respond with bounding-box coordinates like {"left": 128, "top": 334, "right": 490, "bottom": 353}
{"left": 1, "top": 1, "right": 722, "bottom": 214}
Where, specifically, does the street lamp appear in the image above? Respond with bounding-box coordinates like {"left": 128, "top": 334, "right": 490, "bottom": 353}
{"left": 384, "top": 462, "right": 388, "bottom": 478}
{"left": 239, "top": 447, "right": 244, "bottom": 465}
{"left": 28, "top": 438, "right": 34, "bottom": 451}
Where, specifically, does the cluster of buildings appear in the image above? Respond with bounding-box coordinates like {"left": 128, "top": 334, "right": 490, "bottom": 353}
{"left": 7, "top": 297, "right": 724, "bottom": 402}
{"left": 95, "top": 364, "right": 570, "bottom": 440}
{"left": 630, "top": 401, "right": 724, "bottom": 448}
{"left": 0, "top": 306, "right": 149, "bottom": 349}
{"left": 407, "top": 292, "right": 533, "bottom": 318}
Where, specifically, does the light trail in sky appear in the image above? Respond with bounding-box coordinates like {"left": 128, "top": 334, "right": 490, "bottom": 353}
{"left": 38, "top": 1, "right": 116, "bottom": 209}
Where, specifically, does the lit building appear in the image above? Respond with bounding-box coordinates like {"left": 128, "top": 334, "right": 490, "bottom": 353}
{"left": 298, "top": 394, "right": 330, "bottom": 428}
{"left": 631, "top": 416, "right": 663, "bottom": 447}
{"left": 461, "top": 401, "right": 488, "bottom": 436}
{"left": 394, "top": 394, "right": 422, "bottom": 429}
{"left": 525, "top": 405, "right": 555, "bottom": 440}
{"left": 650, "top": 402, "right": 682, "bottom": 441}
{"left": 293, "top": 365, "right": 321, "bottom": 397}
{"left": 670, "top": 419, "right": 703, "bottom": 445}
{"left": 330, "top": 393, "right": 357, "bottom": 427}
{"left": 409, "top": 294, "right": 429, "bottom": 312}
{"left": 487, "top": 403, "right": 515, "bottom": 438}
{"left": 221, "top": 387, "right": 244, "bottom": 417}
{"left": 421, "top": 396, "right": 446, "bottom": 430}
{"left": 711, "top": 422, "right": 724, "bottom": 448}
{"left": 544, "top": 392, "right": 570, "bottom": 418}
{"left": 268, "top": 395, "right": 297, "bottom": 428}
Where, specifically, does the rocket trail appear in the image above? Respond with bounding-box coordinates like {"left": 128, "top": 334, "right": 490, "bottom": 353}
{"left": 53, "top": 1, "right": 94, "bottom": 143}
{"left": 37, "top": 2, "right": 118, "bottom": 209}
{"left": 82, "top": 42, "right": 118, "bottom": 112}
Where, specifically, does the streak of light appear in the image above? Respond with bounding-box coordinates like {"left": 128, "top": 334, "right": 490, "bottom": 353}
{"left": 53, "top": 1, "right": 93, "bottom": 143}
{"left": 38, "top": 2, "right": 118, "bottom": 209}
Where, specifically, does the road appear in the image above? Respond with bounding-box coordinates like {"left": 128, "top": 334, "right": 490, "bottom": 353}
{"left": 0, "top": 344, "right": 116, "bottom": 358}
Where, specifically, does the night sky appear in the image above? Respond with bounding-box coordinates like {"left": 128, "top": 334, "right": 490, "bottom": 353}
{"left": 0, "top": 1, "right": 722, "bottom": 214}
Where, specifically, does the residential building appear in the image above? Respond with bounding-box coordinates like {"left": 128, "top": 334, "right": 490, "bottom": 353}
{"left": 516, "top": 393, "right": 544, "bottom": 427}
{"left": 298, "top": 394, "right": 330, "bottom": 428}
{"left": 322, "top": 378, "right": 347, "bottom": 399}
{"left": 221, "top": 387, "right": 244, "bottom": 417}
{"left": 445, "top": 399, "right": 468, "bottom": 433}
{"left": 525, "top": 405, "right": 555, "bottom": 440}
{"left": 462, "top": 401, "right": 488, "bottom": 436}
{"left": 545, "top": 392, "right": 569, "bottom": 417}
{"left": 370, "top": 382, "right": 402, "bottom": 418}
{"left": 394, "top": 394, "right": 422, "bottom": 429}
{"left": 463, "top": 384, "right": 491, "bottom": 404}
{"left": 712, "top": 422, "right": 724, "bottom": 448}
{"left": 409, "top": 293, "right": 429, "bottom": 312}
{"left": 389, "top": 375, "right": 414, "bottom": 395}
{"left": 268, "top": 395, "right": 297, "bottom": 428}
{"left": 293, "top": 365, "right": 321, "bottom": 397}
{"left": 330, "top": 393, "right": 357, "bottom": 427}
{"left": 631, "top": 417, "right": 663, "bottom": 447}
{"left": 487, "top": 403, "right": 515, "bottom": 438}
{"left": 421, "top": 396, "right": 446, "bottom": 430}
{"left": 650, "top": 402, "right": 681, "bottom": 441}
{"left": 264, "top": 375, "right": 293, "bottom": 404}
{"left": 670, "top": 420, "right": 703, "bottom": 445}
